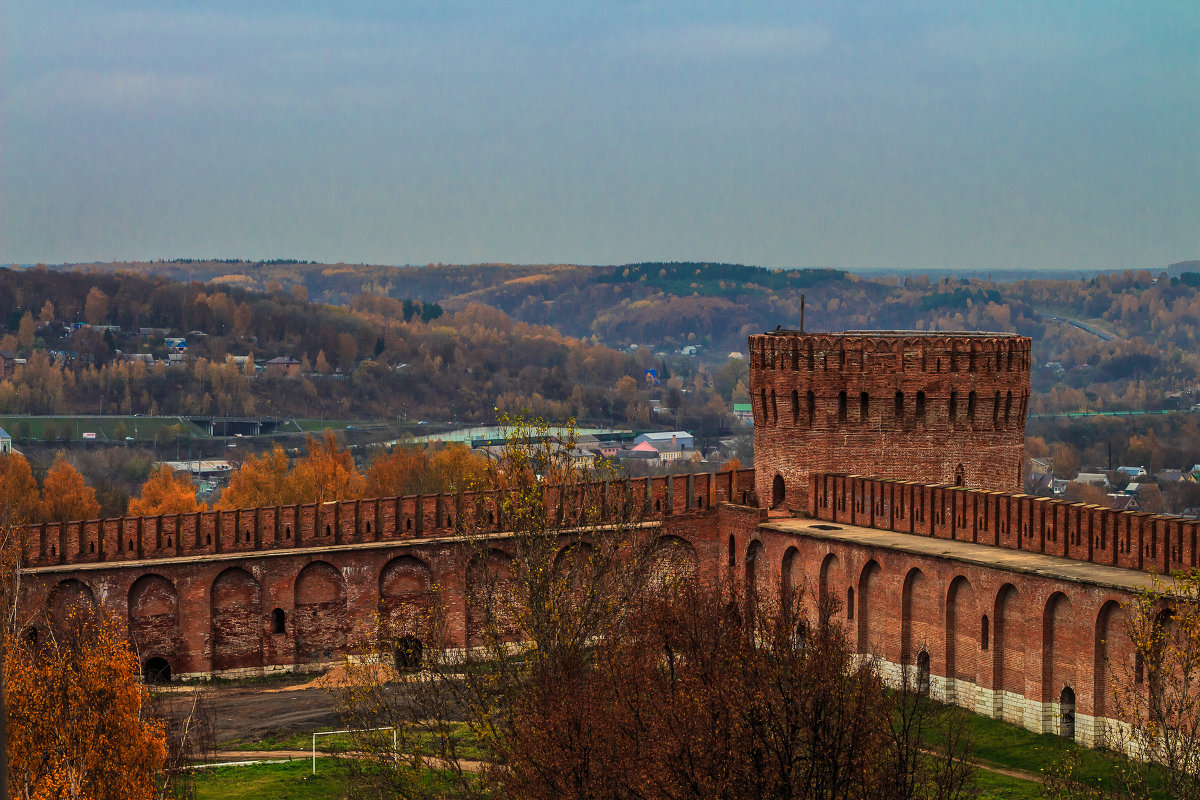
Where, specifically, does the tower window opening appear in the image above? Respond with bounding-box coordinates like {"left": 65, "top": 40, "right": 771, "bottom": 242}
{"left": 791, "top": 390, "right": 800, "bottom": 424}
{"left": 838, "top": 391, "right": 848, "bottom": 422}
{"left": 967, "top": 391, "right": 977, "bottom": 422}
{"left": 949, "top": 391, "right": 958, "bottom": 423}
{"left": 993, "top": 390, "right": 1001, "bottom": 427}
{"left": 916, "top": 391, "right": 926, "bottom": 420}
{"left": 859, "top": 392, "right": 869, "bottom": 422}
{"left": 760, "top": 388, "right": 768, "bottom": 422}
{"left": 981, "top": 615, "right": 990, "bottom": 650}
{"left": 807, "top": 391, "right": 815, "bottom": 426}
{"left": 847, "top": 587, "right": 854, "bottom": 620}
{"left": 1004, "top": 391, "right": 1013, "bottom": 424}
{"left": 894, "top": 391, "right": 904, "bottom": 420}
{"left": 770, "top": 389, "right": 778, "bottom": 424}
{"left": 272, "top": 608, "right": 286, "bottom": 634}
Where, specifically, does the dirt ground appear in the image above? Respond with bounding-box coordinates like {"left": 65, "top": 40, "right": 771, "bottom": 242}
{"left": 156, "top": 678, "right": 341, "bottom": 745}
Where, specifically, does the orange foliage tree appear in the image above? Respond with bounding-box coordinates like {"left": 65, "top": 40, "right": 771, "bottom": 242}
{"left": 218, "top": 432, "right": 365, "bottom": 509}
{"left": 40, "top": 452, "right": 100, "bottom": 522}
{"left": 289, "top": 431, "right": 367, "bottom": 503}
{"left": 6, "top": 610, "right": 168, "bottom": 800}
{"left": 365, "top": 442, "right": 492, "bottom": 499}
{"left": 0, "top": 451, "right": 42, "bottom": 523}
{"left": 365, "top": 445, "right": 433, "bottom": 498}
{"left": 127, "top": 464, "right": 206, "bottom": 517}
{"left": 217, "top": 444, "right": 292, "bottom": 509}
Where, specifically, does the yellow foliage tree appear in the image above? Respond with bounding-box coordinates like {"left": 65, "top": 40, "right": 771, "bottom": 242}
{"left": 217, "top": 444, "right": 292, "bottom": 509}
{"left": 84, "top": 286, "right": 110, "bottom": 325}
{"left": 289, "top": 431, "right": 366, "bottom": 503}
{"left": 0, "top": 451, "right": 42, "bottom": 523}
{"left": 365, "top": 445, "right": 432, "bottom": 498}
{"left": 6, "top": 611, "right": 168, "bottom": 800}
{"left": 40, "top": 452, "right": 100, "bottom": 522}
{"left": 127, "top": 464, "right": 206, "bottom": 517}
{"left": 428, "top": 442, "right": 491, "bottom": 491}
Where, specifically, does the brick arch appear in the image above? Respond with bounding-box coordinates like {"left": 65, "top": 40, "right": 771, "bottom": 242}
{"left": 745, "top": 539, "right": 765, "bottom": 595}
{"left": 993, "top": 583, "right": 1025, "bottom": 723}
{"left": 901, "top": 567, "right": 936, "bottom": 666}
{"left": 945, "top": 575, "right": 978, "bottom": 690}
{"left": 128, "top": 574, "right": 178, "bottom": 665}
{"left": 46, "top": 578, "right": 97, "bottom": 631}
{"left": 467, "top": 548, "right": 518, "bottom": 647}
{"left": 781, "top": 546, "right": 802, "bottom": 597}
{"left": 1043, "top": 591, "right": 1077, "bottom": 734}
{"left": 294, "top": 561, "right": 348, "bottom": 663}
{"left": 858, "top": 560, "right": 883, "bottom": 653}
{"left": 647, "top": 535, "right": 698, "bottom": 589}
{"left": 818, "top": 552, "right": 843, "bottom": 611}
{"left": 379, "top": 555, "right": 434, "bottom": 633}
{"left": 211, "top": 567, "right": 263, "bottom": 671}
{"left": 1094, "top": 599, "right": 1127, "bottom": 743}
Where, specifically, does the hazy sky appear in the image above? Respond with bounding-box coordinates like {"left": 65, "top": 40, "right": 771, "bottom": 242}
{"left": 3, "top": 1, "right": 1198, "bottom": 270}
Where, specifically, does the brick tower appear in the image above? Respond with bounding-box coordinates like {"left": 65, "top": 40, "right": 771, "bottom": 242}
{"left": 748, "top": 329, "right": 1032, "bottom": 513}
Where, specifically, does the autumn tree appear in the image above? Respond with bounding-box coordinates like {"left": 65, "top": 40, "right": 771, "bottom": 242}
{"left": 17, "top": 311, "right": 36, "bottom": 349}
{"left": 38, "top": 299, "right": 55, "bottom": 323}
{"left": 6, "top": 610, "right": 168, "bottom": 800}
{"left": 127, "top": 464, "right": 205, "bottom": 517}
{"left": 217, "top": 444, "right": 292, "bottom": 509}
{"left": 289, "top": 430, "right": 366, "bottom": 503}
{"left": 84, "top": 286, "right": 110, "bottom": 324}
{"left": 332, "top": 416, "right": 664, "bottom": 798}
{"left": 365, "top": 446, "right": 433, "bottom": 498}
{"left": 41, "top": 452, "right": 101, "bottom": 522}
{"left": 0, "top": 451, "right": 42, "bottom": 524}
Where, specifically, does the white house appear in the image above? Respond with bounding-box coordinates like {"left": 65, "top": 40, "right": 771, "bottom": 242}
{"left": 634, "top": 431, "right": 694, "bottom": 451}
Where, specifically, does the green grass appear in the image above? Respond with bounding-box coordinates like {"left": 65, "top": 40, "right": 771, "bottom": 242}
{"left": 973, "top": 769, "right": 1043, "bottom": 800}
{"left": 194, "top": 758, "right": 464, "bottom": 799}
{"left": 293, "top": 419, "right": 355, "bottom": 432}
{"left": 0, "top": 414, "right": 205, "bottom": 442}
{"left": 194, "top": 758, "right": 344, "bottom": 800}
{"left": 918, "top": 698, "right": 1170, "bottom": 799}
{"left": 223, "top": 720, "right": 490, "bottom": 762}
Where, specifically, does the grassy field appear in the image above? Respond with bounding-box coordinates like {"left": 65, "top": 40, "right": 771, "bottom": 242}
{"left": 0, "top": 415, "right": 205, "bottom": 442}
{"left": 194, "top": 759, "right": 344, "bottom": 800}
{"left": 224, "top": 720, "right": 490, "bottom": 762}
{"left": 194, "top": 758, "right": 462, "bottom": 799}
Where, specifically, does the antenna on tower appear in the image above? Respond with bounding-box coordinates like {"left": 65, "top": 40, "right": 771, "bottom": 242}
{"left": 800, "top": 294, "right": 806, "bottom": 333}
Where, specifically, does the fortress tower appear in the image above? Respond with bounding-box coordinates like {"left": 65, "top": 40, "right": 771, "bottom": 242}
{"left": 749, "top": 329, "right": 1032, "bottom": 513}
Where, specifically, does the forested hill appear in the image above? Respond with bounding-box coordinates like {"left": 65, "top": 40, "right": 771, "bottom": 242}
{"left": 37, "top": 257, "right": 1200, "bottom": 415}
{"left": 0, "top": 267, "right": 677, "bottom": 426}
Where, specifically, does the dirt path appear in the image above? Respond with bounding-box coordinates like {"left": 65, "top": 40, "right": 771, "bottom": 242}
{"left": 208, "top": 750, "right": 487, "bottom": 773}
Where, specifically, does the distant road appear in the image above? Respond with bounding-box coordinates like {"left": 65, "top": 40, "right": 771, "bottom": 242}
{"left": 1029, "top": 408, "right": 1191, "bottom": 421}
{"left": 1043, "top": 314, "right": 1119, "bottom": 342}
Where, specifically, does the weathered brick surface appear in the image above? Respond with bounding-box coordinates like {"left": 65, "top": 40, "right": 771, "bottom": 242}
{"left": 739, "top": 519, "right": 1137, "bottom": 743}
{"left": 18, "top": 483, "right": 720, "bottom": 680}
{"left": 749, "top": 331, "right": 1031, "bottom": 512}
{"left": 809, "top": 473, "right": 1200, "bottom": 577}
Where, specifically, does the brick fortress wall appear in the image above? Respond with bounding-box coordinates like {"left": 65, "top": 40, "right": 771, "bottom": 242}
{"left": 749, "top": 330, "right": 1031, "bottom": 513}
{"left": 18, "top": 469, "right": 756, "bottom": 678}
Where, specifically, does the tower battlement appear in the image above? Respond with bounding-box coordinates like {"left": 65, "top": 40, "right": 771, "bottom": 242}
{"left": 748, "top": 330, "right": 1032, "bottom": 512}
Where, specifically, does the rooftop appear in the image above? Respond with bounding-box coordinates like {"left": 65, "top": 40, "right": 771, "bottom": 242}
{"left": 763, "top": 329, "right": 1022, "bottom": 338}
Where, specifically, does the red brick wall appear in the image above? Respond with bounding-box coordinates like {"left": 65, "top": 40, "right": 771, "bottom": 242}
{"left": 737, "top": 520, "right": 1137, "bottom": 733}
{"left": 749, "top": 332, "right": 1031, "bottom": 513}
{"left": 809, "top": 473, "right": 1200, "bottom": 579}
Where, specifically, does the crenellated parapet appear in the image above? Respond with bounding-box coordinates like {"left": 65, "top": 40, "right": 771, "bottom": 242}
{"left": 810, "top": 472, "right": 1197, "bottom": 577}
{"left": 22, "top": 468, "right": 758, "bottom": 569}
{"left": 749, "top": 330, "right": 1031, "bottom": 512}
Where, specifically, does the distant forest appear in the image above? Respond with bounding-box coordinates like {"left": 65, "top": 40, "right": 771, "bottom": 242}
{"left": 54, "top": 257, "right": 1200, "bottom": 416}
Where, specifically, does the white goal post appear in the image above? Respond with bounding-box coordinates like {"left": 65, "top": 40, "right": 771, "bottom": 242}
{"left": 311, "top": 726, "right": 397, "bottom": 774}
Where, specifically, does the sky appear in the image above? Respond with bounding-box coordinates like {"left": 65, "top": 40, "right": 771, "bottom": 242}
{"left": 3, "top": 1, "right": 1198, "bottom": 271}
